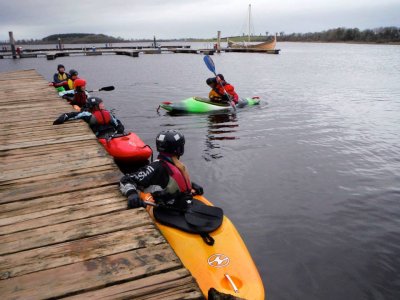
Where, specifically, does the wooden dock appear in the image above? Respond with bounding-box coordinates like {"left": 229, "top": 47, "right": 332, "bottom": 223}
{"left": 0, "top": 70, "right": 202, "bottom": 299}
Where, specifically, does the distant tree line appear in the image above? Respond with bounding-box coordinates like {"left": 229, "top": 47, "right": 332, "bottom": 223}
{"left": 278, "top": 27, "right": 400, "bottom": 43}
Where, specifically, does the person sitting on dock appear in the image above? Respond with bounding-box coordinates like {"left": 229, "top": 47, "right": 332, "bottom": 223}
{"left": 119, "top": 130, "right": 204, "bottom": 209}
{"left": 67, "top": 69, "right": 79, "bottom": 90}
{"left": 53, "top": 96, "right": 124, "bottom": 138}
{"left": 51, "top": 64, "right": 70, "bottom": 90}
{"left": 61, "top": 78, "right": 88, "bottom": 108}
{"left": 206, "top": 75, "right": 239, "bottom": 104}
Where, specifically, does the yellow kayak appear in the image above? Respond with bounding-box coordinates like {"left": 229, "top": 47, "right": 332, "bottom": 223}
{"left": 141, "top": 193, "right": 265, "bottom": 299}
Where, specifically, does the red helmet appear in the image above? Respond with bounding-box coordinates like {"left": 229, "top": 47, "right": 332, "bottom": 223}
{"left": 74, "top": 78, "right": 86, "bottom": 88}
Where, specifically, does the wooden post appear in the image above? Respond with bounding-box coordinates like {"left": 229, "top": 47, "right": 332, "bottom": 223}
{"left": 58, "top": 38, "right": 62, "bottom": 50}
{"left": 9, "top": 31, "right": 17, "bottom": 59}
{"left": 217, "top": 31, "right": 221, "bottom": 53}
{"left": 153, "top": 36, "right": 157, "bottom": 48}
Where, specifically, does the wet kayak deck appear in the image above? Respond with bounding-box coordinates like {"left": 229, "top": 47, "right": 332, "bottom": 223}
{"left": 0, "top": 70, "right": 202, "bottom": 299}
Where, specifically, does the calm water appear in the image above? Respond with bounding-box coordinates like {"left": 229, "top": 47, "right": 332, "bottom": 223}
{"left": 1, "top": 42, "right": 400, "bottom": 300}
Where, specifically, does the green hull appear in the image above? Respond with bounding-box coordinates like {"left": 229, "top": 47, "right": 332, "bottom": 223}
{"left": 160, "top": 97, "right": 260, "bottom": 113}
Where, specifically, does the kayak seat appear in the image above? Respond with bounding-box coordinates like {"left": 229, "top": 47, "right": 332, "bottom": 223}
{"left": 153, "top": 199, "right": 223, "bottom": 234}
{"left": 193, "top": 97, "right": 231, "bottom": 107}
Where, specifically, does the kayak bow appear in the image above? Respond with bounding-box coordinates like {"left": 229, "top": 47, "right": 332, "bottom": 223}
{"left": 141, "top": 193, "right": 265, "bottom": 299}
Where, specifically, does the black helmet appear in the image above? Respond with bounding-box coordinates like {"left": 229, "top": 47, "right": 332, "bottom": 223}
{"left": 69, "top": 69, "right": 78, "bottom": 76}
{"left": 156, "top": 130, "right": 185, "bottom": 156}
{"left": 206, "top": 77, "right": 217, "bottom": 85}
{"left": 57, "top": 64, "right": 65, "bottom": 70}
{"left": 217, "top": 73, "right": 225, "bottom": 81}
{"left": 86, "top": 96, "right": 103, "bottom": 109}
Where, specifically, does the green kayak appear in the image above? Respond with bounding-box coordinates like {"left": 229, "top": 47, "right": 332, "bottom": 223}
{"left": 159, "top": 97, "right": 261, "bottom": 114}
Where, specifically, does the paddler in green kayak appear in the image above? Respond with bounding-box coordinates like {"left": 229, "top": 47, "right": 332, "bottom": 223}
{"left": 206, "top": 74, "right": 239, "bottom": 105}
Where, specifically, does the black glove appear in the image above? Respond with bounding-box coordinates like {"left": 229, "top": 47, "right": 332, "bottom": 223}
{"left": 127, "top": 191, "right": 144, "bottom": 209}
{"left": 191, "top": 182, "right": 204, "bottom": 195}
{"left": 53, "top": 113, "right": 68, "bottom": 125}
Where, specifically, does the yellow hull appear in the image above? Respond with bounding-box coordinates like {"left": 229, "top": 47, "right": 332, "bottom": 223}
{"left": 141, "top": 193, "right": 265, "bottom": 299}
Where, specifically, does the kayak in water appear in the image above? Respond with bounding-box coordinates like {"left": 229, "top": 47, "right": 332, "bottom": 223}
{"left": 98, "top": 132, "right": 152, "bottom": 163}
{"left": 159, "top": 96, "right": 261, "bottom": 114}
{"left": 141, "top": 193, "right": 265, "bottom": 299}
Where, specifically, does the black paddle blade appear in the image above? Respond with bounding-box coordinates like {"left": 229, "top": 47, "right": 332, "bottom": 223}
{"left": 99, "top": 86, "right": 115, "bottom": 91}
{"left": 184, "top": 205, "right": 223, "bottom": 228}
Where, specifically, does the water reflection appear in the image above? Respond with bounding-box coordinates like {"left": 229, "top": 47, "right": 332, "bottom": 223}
{"left": 203, "top": 113, "right": 239, "bottom": 161}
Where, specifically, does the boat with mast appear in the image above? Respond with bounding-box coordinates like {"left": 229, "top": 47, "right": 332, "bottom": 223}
{"left": 228, "top": 4, "right": 277, "bottom": 51}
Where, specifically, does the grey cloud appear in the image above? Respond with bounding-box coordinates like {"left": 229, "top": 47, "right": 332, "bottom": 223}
{"left": 1, "top": 0, "right": 399, "bottom": 40}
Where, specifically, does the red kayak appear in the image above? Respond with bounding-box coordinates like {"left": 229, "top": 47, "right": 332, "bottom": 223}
{"left": 98, "top": 132, "right": 152, "bottom": 162}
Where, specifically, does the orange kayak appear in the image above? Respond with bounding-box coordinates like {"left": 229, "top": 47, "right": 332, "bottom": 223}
{"left": 141, "top": 193, "right": 265, "bottom": 299}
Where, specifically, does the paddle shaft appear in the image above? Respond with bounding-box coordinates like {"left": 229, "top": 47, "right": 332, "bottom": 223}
{"left": 203, "top": 55, "right": 236, "bottom": 110}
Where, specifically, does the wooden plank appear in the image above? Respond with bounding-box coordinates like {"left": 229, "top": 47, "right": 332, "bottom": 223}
{"left": 0, "top": 133, "right": 95, "bottom": 151}
{"left": 0, "top": 225, "right": 165, "bottom": 279}
{"left": 0, "top": 164, "right": 116, "bottom": 187}
{"left": 64, "top": 269, "right": 203, "bottom": 300}
{"left": 0, "top": 209, "right": 151, "bottom": 255}
{"left": 0, "top": 244, "right": 181, "bottom": 299}
{"left": 0, "top": 186, "right": 121, "bottom": 216}
{"left": 0, "top": 197, "right": 126, "bottom": 234}
{"left": 0, "top": 156, "right": 112, "bottom": 182}
{"left": 0, "top": 187, "right": 121, "bottom": 218}
{"left": 0, "top": 170, "right": 120, "bottom": 204}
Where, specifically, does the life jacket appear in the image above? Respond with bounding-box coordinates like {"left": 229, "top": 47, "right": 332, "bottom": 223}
{"left": 68, "top": 79, "right": 75, "bottom": 90}
{"left": 215, "top": 83, "right": 239, "bottom": 103}
{"left": 209, "top": 89, "right": 222, "bottom": 100}
{"left": 72, "top": 91, "right": 87, "bottom": 107}
{"left": 57, "top": 72, "right": 68, "bottom": 81}
{"left": 161, "top": 159, "right": 192, "bottom": 194}
{"left": 92, "top": 109, "right": 112, "bottom": 125}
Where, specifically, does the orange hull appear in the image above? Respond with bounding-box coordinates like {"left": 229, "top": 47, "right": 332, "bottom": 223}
{"left": 141, "top": 193, "right": 265, "bottom": 299}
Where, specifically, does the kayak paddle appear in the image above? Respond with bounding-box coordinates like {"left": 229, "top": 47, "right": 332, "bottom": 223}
{"left": 87, "top": 86, "right": 115, "bottom": 93}
{"left": 203, "top": 55, "right": 236, "bottom": 111}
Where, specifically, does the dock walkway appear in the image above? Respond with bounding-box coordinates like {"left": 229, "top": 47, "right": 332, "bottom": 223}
{"left": 0, "top": 70, "right": 202, "bottom": 299}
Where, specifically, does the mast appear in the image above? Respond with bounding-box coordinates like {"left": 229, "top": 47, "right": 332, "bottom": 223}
{"left": 248, "top": 4, "right": 251, "bottom": 43}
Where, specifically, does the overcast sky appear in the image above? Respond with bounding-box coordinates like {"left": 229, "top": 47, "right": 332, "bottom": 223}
{"left": 1, "top": 0, "right": 399, "bottom": 40}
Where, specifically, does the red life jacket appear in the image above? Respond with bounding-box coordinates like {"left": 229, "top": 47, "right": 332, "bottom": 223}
{"left": 73, "top": 92, "right": 87, "bottom": 107}
{"left": 92, "top": 109, "right": 112, "bottom": 125}
{"left": 162, "top": 160, "right": 192, "bottom": 193}
{"left": 215, "top": 83, "right": 239, "bottom": 103}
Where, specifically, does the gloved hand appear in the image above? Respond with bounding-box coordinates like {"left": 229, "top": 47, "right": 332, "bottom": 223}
{"left": 53, "top": 113, "right": 68, "bottom": 125}
{"left": 127, "top": 191, "right": 145, "bottom": 209}
{"left": 191, "top": 182, "right": 204, "bottom": 195}
{"left": 62, "top": 95, "right": 70, "bottom": 100}
{"left": 119, "top": 176, "right": 137, "bottom": 196}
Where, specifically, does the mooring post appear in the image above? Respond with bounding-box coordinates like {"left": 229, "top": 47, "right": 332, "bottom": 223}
{"left": 58, "top": 38, "right": 62, "bottom": 50}
{"left": 153, "top": 35, "right": 157, "bottom": 48}
{"left": 9, "top": 31, "right": 17, "bottom": 59}
{"left": 217, "top": 31, "right": 221, "bottom": 53}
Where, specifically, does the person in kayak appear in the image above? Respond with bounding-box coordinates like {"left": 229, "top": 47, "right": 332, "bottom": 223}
{"left": 61, "top": 78, "right": 88, "bottom": 108}
{"left": 206, "top": 75, "right": 239, "bottom": 104}
{"left": 119, "top": 130, "right": 204, "bottom": 209}
{"left": 51, "top": 64, "right": 70, "bottom": 90}
{"left": 53, "top": 96, "right": 125, "bottom": 137}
